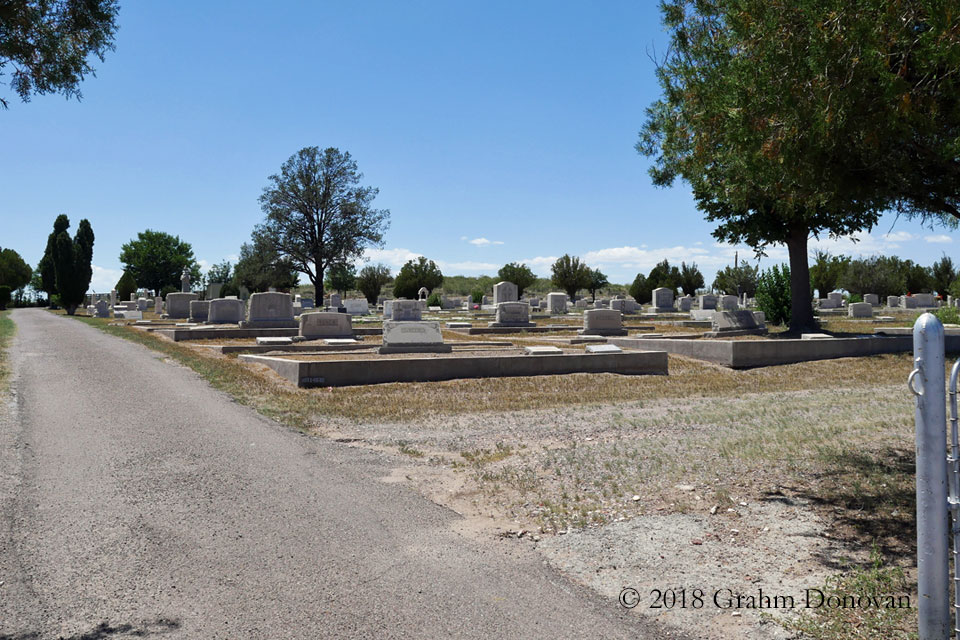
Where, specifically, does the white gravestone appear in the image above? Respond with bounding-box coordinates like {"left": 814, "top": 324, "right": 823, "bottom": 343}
{"left": 240, "top": 292, "right": 297, "bottom": 328}
{"left": 718, "top": 295, "right": 739, "bottom": 310}
{"left": 180, "top": 268, "right": 191, "bottom": 293}
{"left": 379, "top": 321, "right": 451, "bottom": 354}
{"left": 887, "top": 296, "right": 900, "bottom": 308}
{"left": 492, "top": 281, "right": 518, "bottom": 306}
{"left": 110, "top": 289, "right": 117, "bottom": 307}
{"left": 609, "top": 299, "right": 627, "bottom": 313}
{"left": 94, "top": 300, "right": 110, "bottom": 318}
{"left": 848, "top": 302, "right": 872, "bottom": 318}
{"left": 679, "top": 296, "right": 694, "bottom": 312}
{"left": 391, "top": 300, "right": 422, "bottom": 321}
{"left": 299, "top": 312, "right": 353, "bottom": 339}
{"left": 165, "top": 292, "right": 198, "bottom": 319}
{"left": 489, "top": 302, "right": 535, "bottom": 328}
{"left": 652, "top": 287, "right": 674, "bottom": 311}
{"left": 154, "top": 296, "right": 163, "bottom": 315}
{"left": 546, "top": 292, "right": 567, "bottom": 314}
{"left": 189, "top": 300, "right": 210, "bottom": 322}
{"left": 207, "top": 298, "right": 245, "bottom": 324}
{"left": 697, "top": 294, "right": 718, "bottom": 310}
{"left": 863, "top": 293, "right": 879, "bottom": 307}
{"left": 343, "top": 298, "right": 369, "bottom": 315}
{"left": 329, "top": 293, "right": 342, "bottom": 309}
{"left": 827, "top": 292, "right": 843, "bottom": 305}
{"left": 578, "top": 309, "right": 627, "bottom": 336}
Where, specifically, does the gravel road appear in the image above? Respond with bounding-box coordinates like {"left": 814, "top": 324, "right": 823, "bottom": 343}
{"left": 0, "top": 309, "right": 686, "bottom": 639}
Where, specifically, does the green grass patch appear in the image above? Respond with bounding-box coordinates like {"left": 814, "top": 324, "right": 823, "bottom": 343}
{"left": 0, "top": 310, "right": 15, "bottom": 390}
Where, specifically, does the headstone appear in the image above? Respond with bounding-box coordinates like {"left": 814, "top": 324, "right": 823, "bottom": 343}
{"left": 489, "top": 302, "right": 535, "bottom": 327}
{"left": 697, "top": 294, "right": 718, "bottom": 310}
{"left": 165, "top": 292, "right": 199, "bottom": 319}
{"left": 887, "top": 295, "right": 900, "bottom": 308}
{"left": 827, "top": 292, "right": 843, "bottom": 305}
{"left": 848, "top": 302, "right": 873, "bottom": 318}
{"left": 523, "top": 346, "right": 563, "bottom": 355}
{"left": 379, "top": 321, "right": 451, "bottom": 354}
{"left": 579, "top": 309, "right": 627, "bottom": 336}
{"left": 913, "top": 293, "right": 937, "bottom": 308}
{"left": 329, "top": 293, "right": 342, "bottom": 309}
{"left": 546, "top": 292, "right": 567, "bottom": 314}
{"left": 110, "top": 289, "right": 117, "bottom": 307}
{"left": 574, "top": 299, "right": 588, "bottom": 309}
{"left": 492, "top": 281, "right": 518, "bottom": 306}
{"left": 652, "top": 287, "right": 674, "bottom": 311}
{"left": 299, "top": 312, "right": 353, "bottom": 339}
{"left": 206, "top": 283, "right": 223, "bottom": 300}
{"left": 130, "top": 293, "right": 137, "bottom": 302}
{"left": 136, "top": 297, "right": 149, "bottom": 312}
{"left": 343, "top": 298, "right": 369, "bottom": 315}
{"left": 901, "top": 296, "right": 919, "bottom": 309}
{"left": 239, "top": 286, "right": 250, "bottom": 300}
{"left": 417, "top": 287, "right": 429, "bottom": 301}
{"left": 300, "top": 297, "right": 315, "bottom": 309}
{"left": 180, "top": 268, "right": 191, "bottom": 293}
{"left": 718, "top": 295, "right": 739, "bottom": 310}
{"left": 256, "top": 337, "right": 294, "bottom": 346}
{"left": 527, "top": 297, "right": 540, "bottom": 309}
{"left": 864, "top": 293, "right": 879, "bottom": 307}
{"left": 679, "top": 296, "right": 694, "bottom": 312}
{"left": 207, "top": 298, "right": 245, "bottom": 324}
{"left": 240, "top": 292, "right": 297, "bottom": 328}
{"left": 609, "top": 299, "right": 627, "bottom": 313}
{"left": 94, "top": 300, "right": 110, "bottom": 318}
{"left": 154, "top": 296, "right": 163, "bottom": 315}
{"left": 586, "top": 344, "right": 623, "bottom": 354}
{"left": 818, "top": 297, "right": 839, "bottom": 309}
{"left": 711, "top": 310, "right": 762, "bottom": 333}
{"left": 391, "top": 300, "right": 422, "bottom": 321}
{"left": 189, "top": 300, "right": 210, "bottom": 322}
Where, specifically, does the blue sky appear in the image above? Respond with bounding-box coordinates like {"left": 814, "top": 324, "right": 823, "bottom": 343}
{"left": 3, "top": 1, "right": 957, "bottom": 293}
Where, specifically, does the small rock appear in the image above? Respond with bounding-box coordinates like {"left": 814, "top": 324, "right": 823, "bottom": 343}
{"left": 731, "top": 611, "right": 741, "bottom": 617}
{"left": 691, "top": 539, "right": 703, "bottom": 545}
{"left": 632, "top": 495, "right": 641, "bottom": 502}
{"left": 739, "top": 501, "right": 748, "bottom": 506}
{"left": 676, "top": 484, "right": 696, "bottom": 492}
{"left": 709, "top": 505, "right": 718, "bottom": 515}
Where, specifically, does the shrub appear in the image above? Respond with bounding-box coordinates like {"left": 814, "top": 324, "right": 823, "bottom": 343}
{"left": 931, "top": 305, "right": 960, "bottom": 325}
{"left": 756, "top": 264, "right": 791, "bottom": 326}
{"left": 160, "top": 284, "right": 179, "bottom": 297}
{"left": 471, "top": 288, "right": 484, "bottom": 304}
{"left": 427, "top": 292, "right": 442, "bottom": 307}
{"left": 0, "top": 286, "right": 10, "bottom": 310}
{"left": 116, "top": 270, "right": 138, "bottom": 301}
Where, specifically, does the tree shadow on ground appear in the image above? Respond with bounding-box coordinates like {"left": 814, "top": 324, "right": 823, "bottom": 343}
{"left": 774, "top": 446, "right": 917, "bottom": 564}
{"left": 0, "top": 618, "right": 180, "bottom": 640}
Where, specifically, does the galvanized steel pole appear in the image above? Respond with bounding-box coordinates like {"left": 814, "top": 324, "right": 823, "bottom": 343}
{"left": 913, "top": 312, "right": 950, "bottom": 639}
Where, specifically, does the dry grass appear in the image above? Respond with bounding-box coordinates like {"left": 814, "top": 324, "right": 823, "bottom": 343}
{"left": 0, "top": 310, "right": 14, "bottom": 390}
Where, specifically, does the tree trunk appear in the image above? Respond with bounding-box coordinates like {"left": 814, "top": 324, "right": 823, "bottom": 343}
{"left": 65, "top": 305, "right": 77, "bottom": 315}
{"left": 785, "top": 226, "right": 817, "bottom": 334}
{"left": 312, "top": 272, "right": 323, "bottom": 302}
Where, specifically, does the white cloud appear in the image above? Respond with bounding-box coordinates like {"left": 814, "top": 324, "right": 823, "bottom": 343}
{"left": 440, "top": 261, "right": 499, "bottom": 272}
{"left": 359, "top": 247, "right": 424, "bottom": 269}
{"left": 225, "top": 254, "right": 239, "bottom": 262}
{"left": 925, "top": 234, "right": 953, "bottom": 244}
{"left": 518, "top": 256, "right": 559, "bottom": 275}
{"left": 197, "top": 259, "right": 210, "bottom": 271}
{"left": 88, "top": 264, "right": 123, "bottom": 294}
{"left": 882, "top": 231, "right": 914, "bottom": 243}
{"left": 467, "top": 237, "right": 504, "bottom": 246}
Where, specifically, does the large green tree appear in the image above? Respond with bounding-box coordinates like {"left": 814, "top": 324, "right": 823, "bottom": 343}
{"left": 0, "top": 247, "right": 32, "bottom": 292}
{"left": 647, "top": 259, "right": 682, "bottom": 295}
{"left": 586, "top": 268, "right": 609, "bottom": 301}
{"left": 809, "top": 251, "right": 850, "bottom": 299}
{"left": 931, "top": 254, "right": 956, "bottom": 296}
{"left": 233, "top": 230, "right": 300, "bottom": 293}
{"left": 841, "top": 255, "right": 906, "bottom": 298}
{"left": 355, "top": 264, "right": 391, "bottom": 304}
{"left": 119, "top": 230, "right": 201, "bottom": 293}
{"left": 640, "top": 1, "right": 960, "bottom": 332}
{"left": 52, "top": 217, "right": 94, "bottom": 314}
{"left": 1, "top": 0, "right": 119, "bottom": 109}
{"left": 679, "top": 261, "right": 704, "bottom": 296}
{"left": 550, "top": 255, "right": 591, "bottom": 299}
{"left": 325, "top": 262, "right": 356, "bottom": 296}
{"left": 392, "top": 257, "right": 443, "bottom": 299}
{"left": 257, "top": 147, "right": 390, "bottom": 299}
{"left": 712, "top": 264, "right": 759, "bottom": 297}
{"left": 497, "top": 262, "right": 537, "bottom": 298}
{"left": 38, "top": 214, "right": 69, "bottom": 296}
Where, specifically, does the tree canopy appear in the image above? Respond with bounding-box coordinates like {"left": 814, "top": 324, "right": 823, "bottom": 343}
{"left": 550, "top": 255, "right": 591, "bottom": 299}
{"left": 325, "top": 263, "right": 356, "bottom": 296}
{"left": 497, "top": 263, "right": 537, "bottom": 298}
{"left": 356, "top": 263, "right": 391, "bottom": 304}
{"left": 0, "top": 247, "right": 32, "bottom": 291}
{"left": 712, "top": 264, "right": 759, "bottom": 297}
{"left": 679, "top": 262, "right": 704, "bottom": 296}
{"left": 233, "top": 230, "right": 300, "bottom": 293}
{"left": 0, "top": 0, "right": 119, "bottom": 109}
{"left": 640, "top": 0, "right": 960, "bottom": 331}
{"left": 257, "top": 146, "right": 389, "bottom": 299}
{"left": 119, "top": 230, "right": 200, "bottom": 293}
{"left": 809, "top": 251, "right": 850, "bottom": 298}
{"left": 53, "top": 217, "right": 94, "bottom": 314}
{"left": 392, "top": 257, "right": 443, "bottom": 299}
